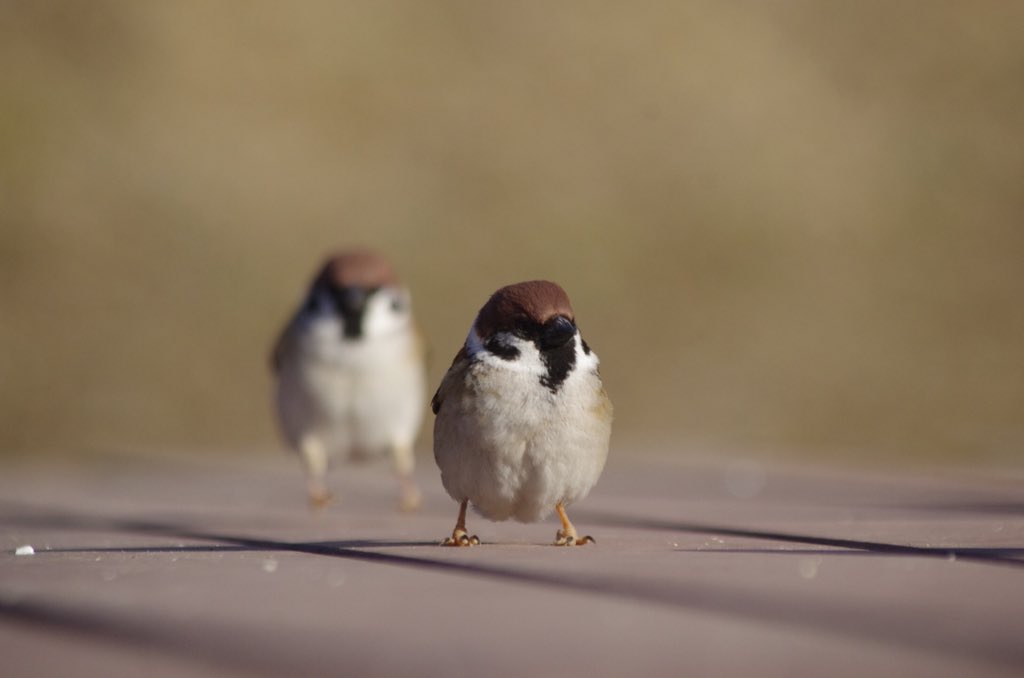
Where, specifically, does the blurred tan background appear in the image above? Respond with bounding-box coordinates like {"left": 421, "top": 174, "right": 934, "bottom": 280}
{"left": 1, "top": 1, "right": 1022, "bottom": 466}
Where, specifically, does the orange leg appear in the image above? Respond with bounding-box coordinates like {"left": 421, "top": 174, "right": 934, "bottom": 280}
{"left": 300, "top": 436, "right": 334, "bottom": 510}
{"left": 397, "top": 473, "right": 422, "bottom": 512}
{"left": 441, "top": 499, "right": 480, "bottom": 546}
{"left": 555, "top": 502, "right": 595, "bottom": 546}
{"left": 392, "top": 442, "right": 421, "bottom": 512}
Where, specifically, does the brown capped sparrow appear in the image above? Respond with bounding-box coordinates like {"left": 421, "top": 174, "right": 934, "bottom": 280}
{"left": 271, "top": 250, "right": 426, "bottom": 511}
{"left": 432, "top": 280, "right": 612, "bottom": 545}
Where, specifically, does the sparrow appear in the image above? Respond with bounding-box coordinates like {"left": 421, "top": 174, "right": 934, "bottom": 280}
{"left": 432, "top": 280, "right": 613, "bottom": 546}
{"left": 270, "top": 249, "right": 427, "bottom": 511}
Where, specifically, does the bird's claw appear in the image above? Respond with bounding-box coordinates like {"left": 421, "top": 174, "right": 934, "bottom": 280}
{"left": 555, "top": 530, "right": 595, "bottom": 546}
{"left": 441, "top": 530, "right": 480, "bottom": 547}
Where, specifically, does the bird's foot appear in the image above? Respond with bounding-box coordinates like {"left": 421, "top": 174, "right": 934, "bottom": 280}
{"left": 308, "top": 488, "right": 335, "bottom": 511}
{"left": 442, "top": 528, "right": 480, "bottom": 547}
{"left": 555, "top": 529, "right": 595, "bottom": 546}
{"left": 398, "top": 486, "right": 422, "bottom": 512}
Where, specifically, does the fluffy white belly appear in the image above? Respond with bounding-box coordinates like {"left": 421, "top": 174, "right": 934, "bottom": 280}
{"left": 435, "top": 360, "right": 611, "bottom": 523}
{"left": 276, "top": 332, "right": 424, "bottom": 457}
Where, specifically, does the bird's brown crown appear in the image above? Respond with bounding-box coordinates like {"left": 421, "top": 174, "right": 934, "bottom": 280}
{"left": 316, "top": 250, "right": 398, "bottom": 289}
{"left": 474, "top": 280, "right": 575, "bottom": 338}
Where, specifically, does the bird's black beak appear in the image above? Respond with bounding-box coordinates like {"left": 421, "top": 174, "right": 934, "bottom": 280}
{"left": 335, "top": 287, "right": 370, "bottom": 339}
{"left": 540, "top": 315, "right": 576, "bottom": 350}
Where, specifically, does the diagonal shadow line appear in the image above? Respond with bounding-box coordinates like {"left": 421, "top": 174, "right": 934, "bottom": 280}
{"left": 676, "top": 547, "right": 1024, "bottom": 558}
{"left": 47, "top": 542, "right": 1016, "bottom": 560}
{"left": 4, "top": 506, "right": 1024, "bottom": 568}
{"left": 10, "top": 508, "right": 1023, "bottom": 564}
{"left": 0, "top": 513, "right": 434, "bottom": 551}
{"left": 3, "top": 507, "right": 1024, "bottom": 669}
{"left": 576, "top": 510, "right": 1024, "bottom": 569}
{"left": 43, "top": 545, "right": 252, "bottom": 554}
{"left": 41, "top": 540, "right": 439, "bottom": 554}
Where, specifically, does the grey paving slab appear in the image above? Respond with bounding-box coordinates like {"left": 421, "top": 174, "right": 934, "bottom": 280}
{"left": 1, "top": 450, "right": 1022, "bottom": 678}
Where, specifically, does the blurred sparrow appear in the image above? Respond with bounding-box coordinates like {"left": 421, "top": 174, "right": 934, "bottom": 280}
{"left": 271, "top": 250, "right": 426, "bottom": 511}
{"left": 432, "top": 280, "right": 612, "bottom": 545}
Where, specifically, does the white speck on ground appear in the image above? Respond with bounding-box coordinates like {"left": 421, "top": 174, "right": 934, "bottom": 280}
{"left": 14, "top": 545, "right": 34, "bottom": 556}
{"left": 798, "top": 557, "right": 822, "bottom": 579}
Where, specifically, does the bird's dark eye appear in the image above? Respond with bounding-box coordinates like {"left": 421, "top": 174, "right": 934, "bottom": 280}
{"left": 390, "top": 296, "right": 405, "bottom": 313}
{"left": 513, "top": 317, "right": 534, "bottom": 337}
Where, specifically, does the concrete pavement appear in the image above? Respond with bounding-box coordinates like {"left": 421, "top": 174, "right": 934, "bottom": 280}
{"left": 2, "top": 448, "right": 1022, "bottom": 677}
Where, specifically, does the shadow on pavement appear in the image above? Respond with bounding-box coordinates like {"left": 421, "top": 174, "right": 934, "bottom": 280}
{"left": 578, "top": 510, "right": 1024, "bottom": 569}
{"left": 2, "top": 503, "right": 1023, "bottom": 672}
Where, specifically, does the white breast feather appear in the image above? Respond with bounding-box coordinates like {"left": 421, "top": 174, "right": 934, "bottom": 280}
{"left": 436, "top": 328, "right": 611, "bottom": 523}
{"left": 275, "top": 294, "right": 425, "bottom": 458}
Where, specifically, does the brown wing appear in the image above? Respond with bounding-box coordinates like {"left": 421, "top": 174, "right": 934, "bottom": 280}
{"left": 430, "top": 346, "right": 470, "bottom": 414}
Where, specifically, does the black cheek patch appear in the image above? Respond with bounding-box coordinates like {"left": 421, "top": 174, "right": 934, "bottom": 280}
{"left": 485, "top": 336, "right": 520, "bottom": 361}
{"left": 581, "top": 339, "right": 591, "bottom": 355}
{"left": 539, "top": 339, "right": 576, "bottom": 393}
{"left": 339, "top": 305, "right": 365, "bottom": 339}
